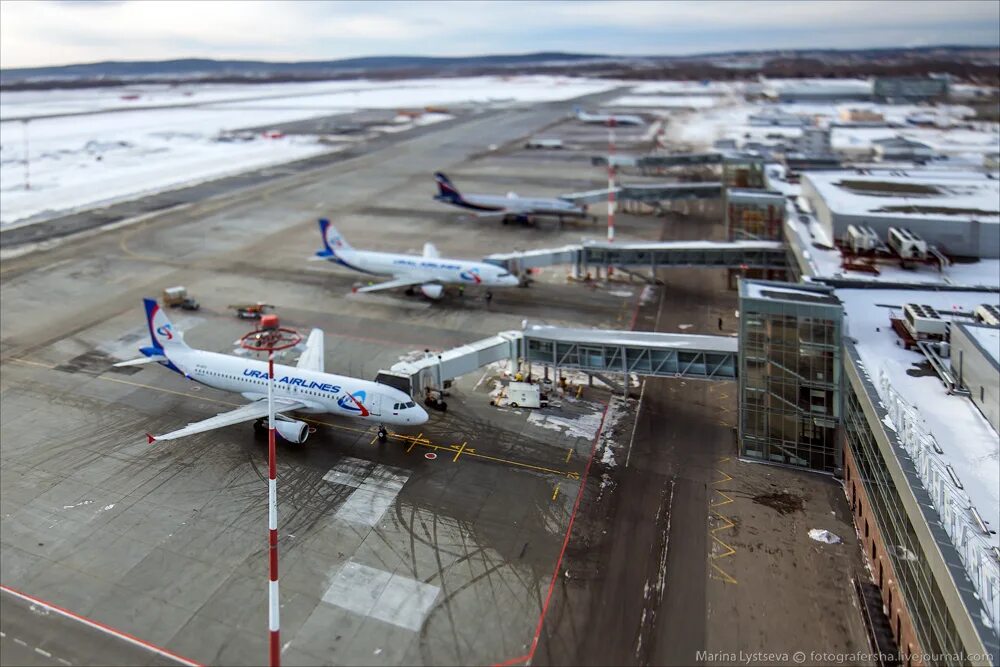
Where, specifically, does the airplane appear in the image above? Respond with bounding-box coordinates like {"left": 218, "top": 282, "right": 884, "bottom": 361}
{"left": 573, "top": 106, "right": 645, "bottom": 126}
{"left": 314, "top": 218, "right": 520, "bottom": 299}
{"left": 116, "top": 298, "right": 428, "bottom": 443}
{"left": 433, "top": 172, "right": 591, "bottom": 224}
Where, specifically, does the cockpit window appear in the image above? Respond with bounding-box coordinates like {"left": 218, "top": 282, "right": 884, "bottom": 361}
{"left": 498, "top": 271, "right": 510, "bottom": 277}
{"left": 405, "top": 401, "right": 416, "bottom": 408}
{"left": 393, "top": 403, "right": 401, "bottom": 410}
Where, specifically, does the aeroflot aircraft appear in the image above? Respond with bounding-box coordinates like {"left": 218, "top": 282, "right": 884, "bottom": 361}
{"left": 573, "top": 106, "right": 645, "bottom": 126}
{"left": 116, "top": 299, "right": 428, "bottom": 443}
{"left": 433, "top": 172, "right": 590, "bottom": 224}
{"left": 314, "top": 218, "right": 519, "bottom": 299}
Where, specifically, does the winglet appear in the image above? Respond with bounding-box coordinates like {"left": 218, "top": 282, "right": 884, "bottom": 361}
{"left": 146, "top": 432, "right": 156, "bottom": 444}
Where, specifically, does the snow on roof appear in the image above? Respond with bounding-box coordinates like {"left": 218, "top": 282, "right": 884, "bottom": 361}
{"left": 871, "top": 136, "right": 932, "bottom": 149}
{"left": 765, "top": 164, "right": 1000, "bottom": 288}
{"left": 837, "top": 288, "right": 999, "bottom": 550}
{"left": 523, "top": 324, "right": 737, "bottom": 353}
{"left": 741, "top": 281, "right": 839, "bottom": 304}
{"left": 802, "top": 170, "right": 1000, "bottom": 224}
{"left": 957, "top": 322, "right": 1000, "bottom": 369}
{"left": 765, "top": 78, "right": 873, "bottom": 96}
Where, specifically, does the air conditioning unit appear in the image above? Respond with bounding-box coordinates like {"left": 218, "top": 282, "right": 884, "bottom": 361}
{"left": 846, "top": 224, "right": 880, "bottom": 253}
{"left": 903, "top": 303, "right": 949, "bottom": 339}
{"left": 888, "top": 227, "right": 928, "bottom": 260}
{"left": 974, "top": 304, "right": 1000, "bottom": 327}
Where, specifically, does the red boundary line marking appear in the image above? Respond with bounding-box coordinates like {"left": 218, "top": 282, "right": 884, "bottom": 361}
{"left": 0, "top": 583, "right": 203, "bottom": 667}
{"left": 491, "top": 399, "right": 612, "bottom": 667}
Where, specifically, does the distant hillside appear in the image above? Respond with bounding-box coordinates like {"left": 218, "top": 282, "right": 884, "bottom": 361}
{"left": 0, "top": 52, "right": 608, "bottom": 83}
{"left": 2, "top": 46, "right": 997, "bottom": 89}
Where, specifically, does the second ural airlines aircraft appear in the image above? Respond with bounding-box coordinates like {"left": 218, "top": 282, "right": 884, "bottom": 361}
{"left": 117, "top": 299, "right": 427, "bottom": 443}
{"left": 315, "top": 218, "right": 519, "bottom": 299}
{"left": 433, "top": 172, "right": 590, "bottom": 224}
{"left": 573, "top": 106, "right": 645, "bottom": 126}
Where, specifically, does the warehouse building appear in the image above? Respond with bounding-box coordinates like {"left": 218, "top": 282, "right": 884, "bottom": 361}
{"left": 950, "top": 322, "right": 1000, "bottom": 432}
{"left": 874, "top": 76, "right": 950, "bottom": 103}
{"left": 872, "top": 136, "right": 936, "bottom": 163}
{"left": 801, "top": 170, "right": 1000, "bottom": 258}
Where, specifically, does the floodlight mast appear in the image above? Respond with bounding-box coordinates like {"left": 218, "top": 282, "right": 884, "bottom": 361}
{"left": 238, "top": 322, "right": 302, "bottom": 667}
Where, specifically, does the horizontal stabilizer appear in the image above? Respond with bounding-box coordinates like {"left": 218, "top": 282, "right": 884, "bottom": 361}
{"left": 114, "top": 355, "right": 167, "bottom": 367}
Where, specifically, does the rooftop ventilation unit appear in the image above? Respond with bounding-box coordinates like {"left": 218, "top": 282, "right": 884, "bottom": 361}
{"left": 888, "top": 226, "right": 928, "bottom": 260}
{"left": 903, "top": 303, "right": 950, "bottom": 339}
{"left": 974, "top": 304, "right": 1000, "bottom": 327}
{"left": 845, "top": 224, "right": 880, "bottom": 254}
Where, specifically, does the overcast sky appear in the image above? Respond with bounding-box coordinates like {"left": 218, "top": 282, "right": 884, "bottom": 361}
{"left": 1, "top": 0, "right": 998, "bottom": 69}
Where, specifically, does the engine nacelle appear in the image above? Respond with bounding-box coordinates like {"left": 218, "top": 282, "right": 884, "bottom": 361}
{"left": 275, "top": 417, "right": 309, "bottom": 443}
{"left": 420, "top": 284, "right": 444, "bottom": 300}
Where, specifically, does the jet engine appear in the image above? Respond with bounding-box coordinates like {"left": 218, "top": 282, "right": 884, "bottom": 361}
{"left": 274, "top": 417, "right": 310, "bottom": 443}
{"left": 420, "top": 284, "right": 444, "bottom": 300}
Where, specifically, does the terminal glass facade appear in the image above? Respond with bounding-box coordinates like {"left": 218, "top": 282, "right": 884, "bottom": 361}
{"left": 844, "top": 375, "right": 969, "bottom": 665}
{"left": 739, "top": 281, "right": 842, "bottom": 472}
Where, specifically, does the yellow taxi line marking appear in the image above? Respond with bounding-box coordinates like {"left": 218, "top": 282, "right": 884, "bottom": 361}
{"left": 10, "top": 357, "right": 583, "bottom": 479}
{"left": 710, "top": 490, "right": 734, "bottom": 507}
{"left": 710, "top": 511, "right": 735, "bottom": 533}
{"left": 552, "top": 484, "right": 560, "bottom": 501}
{"left": 451, "top": 441, "right": 468, "bottom": 462}
{"left": 6, "top": 358, "right": 57, "bottom": 370}
{"left": 710, "top": 534, "right": 736, "bottom": 559}
{"left": 713, "top": 470, "right": 733, "bottom": 485}
{"left": 565, "top": 448, "right": 573, "bottom": 463}
{"left": 717, "top": 456, "right": 730, "bottom": 463}
{"left": 709, "top": 562, "right": 738, "bottom": 585}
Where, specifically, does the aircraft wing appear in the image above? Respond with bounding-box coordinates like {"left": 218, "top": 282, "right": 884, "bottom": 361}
{"left": 354, "top": 276, "right": 429, "bottom": 293}
{"left": 467, "top": 209, "right": 512, "bottom": 219}
{"left": 296, "top": 329, "right": 325, "bottom": 372}
{"left": 147, "top": 398, "right": 307, "bottom": 442}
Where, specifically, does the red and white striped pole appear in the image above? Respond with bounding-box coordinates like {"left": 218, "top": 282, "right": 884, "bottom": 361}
{"left": 606, "top": 117, "right": 616, "bottom": 279}
{"left": 267, "top": 352, "right": 280, "bottom": 667}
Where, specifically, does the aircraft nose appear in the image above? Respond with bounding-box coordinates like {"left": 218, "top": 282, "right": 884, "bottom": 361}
{"left": 415, "top": 406, "right": 430, "bottom": 424}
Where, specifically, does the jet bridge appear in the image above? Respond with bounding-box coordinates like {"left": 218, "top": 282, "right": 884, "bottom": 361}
{"left": 375, "top": 324, "right": 737, "bottom": 397}
{"left": 591, "top": 153, "right": 724, "bottom": 170}
{"left": 562, "top": 182, "right": 721, "bottom": 205}
{"left": 483, "top": 240, "right": 787, "bottom": 277}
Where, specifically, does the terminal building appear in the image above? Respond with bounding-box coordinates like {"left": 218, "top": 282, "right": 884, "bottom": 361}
{"left": 724, "top": 188, "right": 786, "bottom": 241}
{"left": 737, "top": 279, "right": 999, "bottom": 665}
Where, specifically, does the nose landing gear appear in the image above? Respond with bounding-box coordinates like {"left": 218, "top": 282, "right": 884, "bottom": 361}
{"left": 377, "top": 426, "right": 388, "bottom": 441}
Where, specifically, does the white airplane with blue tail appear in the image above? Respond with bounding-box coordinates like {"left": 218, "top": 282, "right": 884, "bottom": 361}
{"left": 116, "top": 299, "right": 428, "bottom": 443}
{"left": 314, "top": 218, "right": 520, "bottom": 299}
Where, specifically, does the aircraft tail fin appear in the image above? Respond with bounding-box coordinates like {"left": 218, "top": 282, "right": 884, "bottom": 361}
{"left": 317, "top": 218, "right": 352, "bottom": 257}
{"left": 143, "top": 298, "right": 190, "bottom": 352}
{"left": 423, "top": 242, "right": 440, "bottom": 258}
{"left": 434, "top": 172, "right": 462, "bottom": 203}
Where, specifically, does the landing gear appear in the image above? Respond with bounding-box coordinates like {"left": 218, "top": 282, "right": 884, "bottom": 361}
{"left": 253, "top": 418, "right": 268, "bottom": 439}
{"left": 377, "top": 426, "right": 388, "bottom": 441}
{"left": 405, "top": 287, "right": 416, "bottom": 296}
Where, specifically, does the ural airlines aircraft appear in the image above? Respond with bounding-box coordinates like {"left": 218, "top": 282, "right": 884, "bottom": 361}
{"left": 315, "top": 218, "right": 519, "bottom": 299}
{"left": 117, "top": 299, "right": 428, "bottom": 443}
{"left": 433, "top": 173, "right": 590, "bottom": 224}
{"left": 573, "top": 106, "right": 645, "bottom": 126}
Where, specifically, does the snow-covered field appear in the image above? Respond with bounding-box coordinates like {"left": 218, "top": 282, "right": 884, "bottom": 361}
{"left": 0, "top": 76, "right": 618, "bottom": 226}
